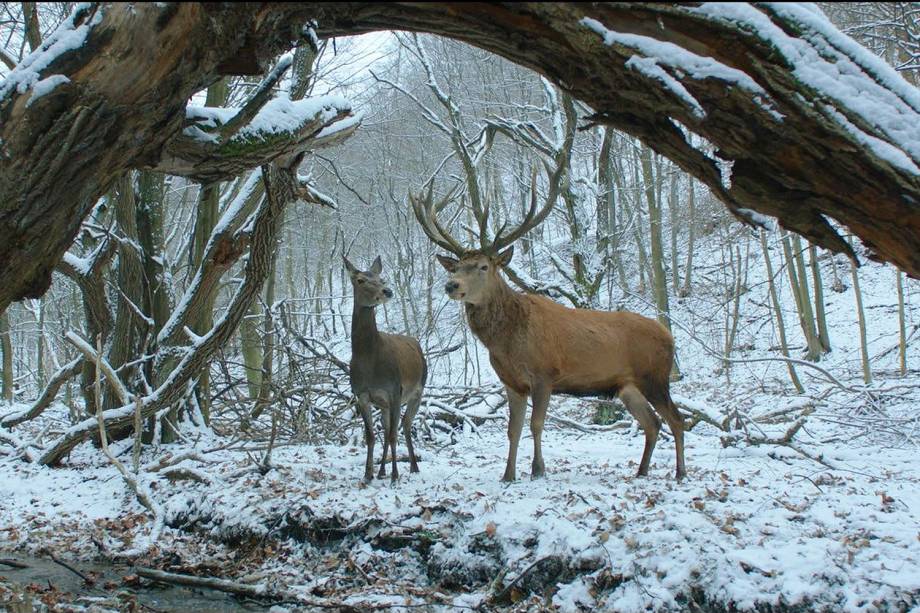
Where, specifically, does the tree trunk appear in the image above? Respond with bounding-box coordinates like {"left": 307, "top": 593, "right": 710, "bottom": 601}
{"left": 186, "top": 83, "right": 229, "bottom": 426}
{"left": 0, "top": 312, "right": 12, "bottom": 402}
{"left": 35, "top": 299, "right": 45, "bottom": 390}
{"left": 136, "top": 172, "right": 171, "bottom": 342}
{"left": 849, "top": 251, "right": 873, "bottom": 385}
{"left": 21, "top": 2, "right": 41, "bottom": 53}
{"left": 809, "top": 244, "right": 831, "bottom": 352}
{"left": 782, "top": 234, "right": 822, "bottom": 362}
{"left": 679, "top": 180, "right": 696, "bottom": 298}
{"left": 240, "top": 300, "right": 264, "bottom": 400}
{"left": 668, "top": 170, "right": 680, "bottom": 296}
{"left": 596, "top": 127, "right": 613, "bottom": 253}
{"left": 640, "top": 146, "right": 672, "bottom": 332}
{"left": 105, "top": 173, "right": 148, "bottom": 412}
{"left": 760, "top": 231, "right": 805, "bottom": 392}
{"left": 4, "top": 3, "right": 920, "bottom": 316}
{"left": 896, "top": 270, "right": 907, "bottom": 376}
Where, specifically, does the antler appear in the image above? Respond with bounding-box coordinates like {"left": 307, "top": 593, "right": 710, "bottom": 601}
{"left": 413, "top": 85, "right": 574, "bottom": 256}
{"left": 491, "top": 162, "right": 563, "bottom": 253}
{"left": 410, "top": 181, "right": 466, "bottom": 256}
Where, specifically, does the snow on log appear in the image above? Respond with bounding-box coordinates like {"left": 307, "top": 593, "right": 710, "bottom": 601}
{"left": 154, "top": 94, "right": 360, "bottom": 183}
{"left": 4, "top": 2, "right": 920, "bottom": 316}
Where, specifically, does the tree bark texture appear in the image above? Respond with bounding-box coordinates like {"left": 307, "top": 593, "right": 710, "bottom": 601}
{"left": 3, "top": 2, "right": 920, "bottom": 316}
{"left": 0, "top": 312, "right": 12, "bottom": 402}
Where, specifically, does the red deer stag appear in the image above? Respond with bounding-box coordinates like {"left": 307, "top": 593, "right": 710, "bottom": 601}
{"left": 344, "top": 255, "right": 427, "bottom": 483}
{"left": 411, "top": 177, "right": 685, "bottom": 482}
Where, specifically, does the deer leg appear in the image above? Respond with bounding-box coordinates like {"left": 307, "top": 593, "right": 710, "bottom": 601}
{"left": 530, "top": 382, "right": 551, "bottom": 479}
{"left": 502, "top": 386, "right": 527, "bottom": 482}
{"left": 619, "top": 384, "right": 661, "bottom": 477}
{"left": 377, "top": 402, "right": 390, "bottom": 480}
{"left": 388, "top": 402, "right": 400, "bottom": 483}
{"left": 652, "top": 397, "right": 686, "bottom": 481}
{"left": 357, "top": 394, "right": 375, "bottom": 483}
{"left": 403, "top": 392, "right": 421, "bottom": 473}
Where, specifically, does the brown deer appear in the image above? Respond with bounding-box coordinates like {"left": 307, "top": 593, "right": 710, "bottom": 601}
{"left": 344, "top": 255, "right": 427, "bottom": 483}
{"left": 411, "top": 177, "right": 686, "bottom": 482}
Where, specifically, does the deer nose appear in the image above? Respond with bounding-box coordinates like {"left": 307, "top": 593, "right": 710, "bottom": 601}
{"left": 382, "top": 288, "right": 393, "bottom": 298}
{"left": 445, "top": 281, "right": 459, "bottom": 294}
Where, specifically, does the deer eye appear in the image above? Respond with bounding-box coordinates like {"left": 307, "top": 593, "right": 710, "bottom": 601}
{"left": 357, "top": 279, "right": 365, "bottom": 284}
{"left": 480, "top": 265, "right": 488, "bottom": 271}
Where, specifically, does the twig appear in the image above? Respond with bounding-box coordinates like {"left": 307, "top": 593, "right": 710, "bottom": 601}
{"left": 49, "top": 554, "right": 92, "bottom": 585}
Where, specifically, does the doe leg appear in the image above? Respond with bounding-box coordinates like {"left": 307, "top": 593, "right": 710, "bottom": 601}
{"left": 357, "top": 394, "right": 375, "bottom": 482}
{"left": 502, "top": 386, "right": 527, "bottom": 482}
{"left": 403, "top": 392, "right": 421, "bottom": 473}
{"left": 618, "top": 384, "right": 661, "bottom": 477}
{"left": 377, "top": 402, "right": 390, "bottom": 480}
{"left": 388, "top": 402, "right": 400, "bottom": 483}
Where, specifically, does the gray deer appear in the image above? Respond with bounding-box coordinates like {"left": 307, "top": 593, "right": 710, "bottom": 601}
{"left": 344, "top": 255, "right": 427, "bottom": 483}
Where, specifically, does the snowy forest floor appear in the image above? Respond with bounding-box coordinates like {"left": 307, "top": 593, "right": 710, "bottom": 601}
{"left": 1, "top": 387, "right": 919, "bottom": 613}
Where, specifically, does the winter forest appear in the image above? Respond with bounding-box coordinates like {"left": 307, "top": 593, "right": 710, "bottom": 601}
{"left": 0, "top": 3, "right": 919, "bottom": 612}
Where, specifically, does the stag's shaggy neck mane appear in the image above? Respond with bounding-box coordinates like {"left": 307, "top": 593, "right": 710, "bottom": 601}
{"left": 464, "top": 275, "right": 528, "bottom": 348}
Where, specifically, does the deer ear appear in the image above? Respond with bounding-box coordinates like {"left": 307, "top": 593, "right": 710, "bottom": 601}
{"left": 370, "top": 255, "right": 383, "bottom": 275}
{"left": 342, "top": 255, "right": 358, "bottom": 276}
{"left": 436, "top": 254, "right": 459, "bottom": 273}
{"left": 497, "top": 246, "right": 514, "bottom": 266}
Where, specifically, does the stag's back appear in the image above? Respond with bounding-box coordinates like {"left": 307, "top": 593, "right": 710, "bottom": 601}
{"left": 521, "top": 295, "right": 674, "bottom": 400}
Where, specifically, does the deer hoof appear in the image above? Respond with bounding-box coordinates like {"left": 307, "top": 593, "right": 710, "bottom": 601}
{"left": 531, "top": 457, "right": 545, "bottom": 479}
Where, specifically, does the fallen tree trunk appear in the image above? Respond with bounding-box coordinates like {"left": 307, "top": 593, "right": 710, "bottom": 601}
{"left": 2, "top": 2, "right": 920, "bottom": 315}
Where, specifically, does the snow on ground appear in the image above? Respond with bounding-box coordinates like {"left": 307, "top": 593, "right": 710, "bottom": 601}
{"left": 1, "top": 232, "right": 917, "bottom": 611}
{"left": 1, "top": 391, "right": 918, "bottom": 611}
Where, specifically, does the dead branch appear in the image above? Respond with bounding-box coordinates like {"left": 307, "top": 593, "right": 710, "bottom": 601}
{"left": 0, "top": 357, "right": 82, "bottom": 428}
{"left": 49, "top": 554, "right": 92, "bottom": 585}
{"left": 136, "top": 567, "right": 288, "bottom": 600}
{"left": 279, "top": 303, "right": 350, "bottom": 373}
{"left": 547, "top": 413, "right": 631, "bottom": 433}
{"left": 218, "top": 56, "right": 293, "bottom": 140}
{"left": 133, "top": 567, "right": 409, "bottom": 611}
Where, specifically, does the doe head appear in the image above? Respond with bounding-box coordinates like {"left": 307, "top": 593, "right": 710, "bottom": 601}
{"left": 343, "top": 255, "right": 393, "bottom": 308}
{"left": 436, "top": 247, "right": 513, "bottom": 305}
